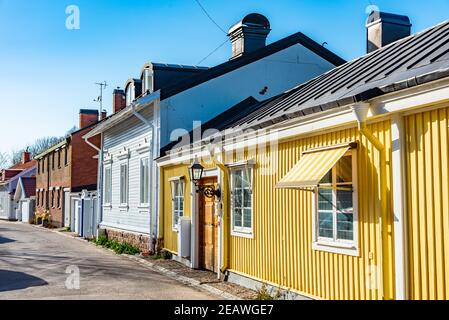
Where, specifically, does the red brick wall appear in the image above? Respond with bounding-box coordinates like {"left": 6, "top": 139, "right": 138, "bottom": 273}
{"left": 35, "top": 146, "right": 71, "bottom": 227}
{"left": 71, "top": 128, "right": 100, "bottom": 191}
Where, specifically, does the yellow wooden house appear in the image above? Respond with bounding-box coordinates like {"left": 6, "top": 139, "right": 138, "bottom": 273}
{"left": 156, "top": 13, "right": 449, "bottom": 300}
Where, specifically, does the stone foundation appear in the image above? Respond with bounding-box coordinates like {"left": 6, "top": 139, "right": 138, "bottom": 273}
{"left": 104, "top": 228, "right": 151, "bottom": 253}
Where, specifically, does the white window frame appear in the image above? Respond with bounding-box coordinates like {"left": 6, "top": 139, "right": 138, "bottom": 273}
{"left": 119, "top": 161, "right": 129, "bottom": 209}
{"left": 139, "top": 156, "right": 150, "bottom": 208}
{"left": 125, "top": 84, "right": 134, "bottom": 106}
{"left": 312, "top": 150, "right": 359, "bottom": 256}
{"left": 230, "top": 165, "right": 254, "bottom": 238}
{"left": 171, "top": 178, "right": 185, "bottom": 231}
{"left": 104, "top": 165, "right": 112, "bottom": 207}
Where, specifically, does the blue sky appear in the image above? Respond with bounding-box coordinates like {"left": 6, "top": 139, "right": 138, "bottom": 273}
{"left": 1, "top": 0, "right": 449, "bottom": 154}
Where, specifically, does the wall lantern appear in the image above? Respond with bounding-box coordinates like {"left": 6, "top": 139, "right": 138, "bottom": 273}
{"left": 189, "top": 157, "right": 221, "bottom": 200}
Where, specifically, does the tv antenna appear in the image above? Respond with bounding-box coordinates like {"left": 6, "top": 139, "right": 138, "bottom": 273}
{"left": 94, "top": 81, "right": 108, "bottom": 121}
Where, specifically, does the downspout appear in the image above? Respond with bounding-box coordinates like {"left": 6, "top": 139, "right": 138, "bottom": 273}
{"left": 351, "top": 102, "right": 391, "bottom": 300}
{"left": 131, "top": 92, "right": 159, "bottom": 253}
{"left": 83, "top": 135, "right": 103, "bottom": 238}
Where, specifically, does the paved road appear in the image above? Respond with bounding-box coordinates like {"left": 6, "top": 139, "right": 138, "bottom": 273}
{"left": 0, "top": 221, "right": 218, "bottom": 300}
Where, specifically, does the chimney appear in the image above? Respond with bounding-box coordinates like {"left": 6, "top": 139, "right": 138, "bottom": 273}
{"left": 79, "top": 109, "right": 99, "bottom": 129}
{"left": 112, "top": 88, "right": 126, "bottom": 113}
{"left": 22, "top": 150, "right": 31, "bottom": 164}
{"left": 228, "top": 13, "right": 271, "bottom": 60}
{"left": 366, "top": 11, "right": 411, "bottom": 53}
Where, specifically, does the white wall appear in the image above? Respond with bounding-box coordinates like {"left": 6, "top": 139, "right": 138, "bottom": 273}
{"left": 0, "top": 188, "right": 13, "bottom": 220}
{"left": 101, "top": 108, "right": 153, "bottom": 235}
{"left": 160, "top": 43, "right": 337, "bottom": 147}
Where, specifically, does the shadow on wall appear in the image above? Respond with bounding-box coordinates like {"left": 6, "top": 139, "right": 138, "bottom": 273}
{"left": 0, "top": 270, "right": 48, "bottom": 292}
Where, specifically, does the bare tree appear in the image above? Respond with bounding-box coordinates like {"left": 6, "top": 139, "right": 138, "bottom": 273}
{"left": 0, "top": 152, "right": 11, "bottom": 169}
{"left": 10, "top": 136, "right": 64, "bottom": 165}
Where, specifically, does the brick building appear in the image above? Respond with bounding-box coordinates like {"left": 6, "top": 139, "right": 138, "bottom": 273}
{"left": 35, "top": 109, "right": 102, "bottom": 227}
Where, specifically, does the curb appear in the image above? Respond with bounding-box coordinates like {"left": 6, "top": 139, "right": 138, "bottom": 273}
{"left": 28, "top": 223, "right": 242, "bottom": 300}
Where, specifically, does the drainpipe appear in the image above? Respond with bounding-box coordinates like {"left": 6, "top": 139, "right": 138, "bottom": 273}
{"left": 351, "top": 102, "right": 391, "bottom": 300}
{"left": 131, "top": 92, "right": 159, "bottom": 253}
{"left": 83, "top": 134, "right": 103, "bottom": 238}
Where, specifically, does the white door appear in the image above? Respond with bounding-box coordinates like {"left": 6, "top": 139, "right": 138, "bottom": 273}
{"left": 21, "top": 201, "right": 29, "bottom": 223}
{"left": 64, "top": 191, "right": 71, "bottom": 227}
{"left": 73, "top": 199, "right": 81, "bottom": 235}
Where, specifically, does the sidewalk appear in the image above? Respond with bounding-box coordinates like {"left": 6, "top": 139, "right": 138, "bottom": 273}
{"left": 31, "top": 224, "right": 257, "bottom": 300}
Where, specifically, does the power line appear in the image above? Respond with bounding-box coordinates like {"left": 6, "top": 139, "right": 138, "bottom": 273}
{"left": 197, "top": 38, "right": 229, "bottom": 65}
{"left": 194, "top": 0, "right": 227, "bottom": 35}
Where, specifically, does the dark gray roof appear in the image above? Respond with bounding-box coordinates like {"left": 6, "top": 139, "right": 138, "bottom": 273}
{"left": 225, "top": 19, "right": 449, "bottom": 131}
{"left": 160, "top": 32, "right": 346, "bottom": 100}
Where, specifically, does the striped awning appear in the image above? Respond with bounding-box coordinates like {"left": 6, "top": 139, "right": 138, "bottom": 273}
{"left": 276, "top": 143, "right": 355, "bottom": 189}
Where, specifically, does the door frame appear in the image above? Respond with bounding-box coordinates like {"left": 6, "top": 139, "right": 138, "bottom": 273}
{"left": 190, "top": 168, "right": 222, "bottom": 276}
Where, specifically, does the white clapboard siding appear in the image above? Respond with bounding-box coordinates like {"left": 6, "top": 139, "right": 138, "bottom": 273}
{"left": 102, "top": 108, "right": 154, "bottom": 234}
{"left": 0, "top": 189, "right": 13, "bottom": 220}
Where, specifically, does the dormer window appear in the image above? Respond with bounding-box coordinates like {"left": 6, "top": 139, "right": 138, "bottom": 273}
{"left": 124, "top": 79, "right": 142, "bottom": 106}
{"left": 125, "top": 83, "right": 134, "bottom": 106}
{"left": 142, "top": 68, "right": 154, "bottom": 94}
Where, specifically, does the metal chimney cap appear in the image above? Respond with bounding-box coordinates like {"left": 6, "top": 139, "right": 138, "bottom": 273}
{"left": 228, "top": 13, "right": 271, "bottom": 35}
{"left": 366, "top": 11, "right": 411, "bottom": 27}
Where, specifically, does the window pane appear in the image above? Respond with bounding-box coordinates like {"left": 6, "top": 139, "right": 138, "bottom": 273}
{"left": 320, "top": 169, "right": 332, "bottom": 184}
{"left": 233, "top": 189, "right": 242, "bottom": 208}
{"left": 243, "top": 189, "right": 251, "bottom": 208}
{"left": 337, "top": 188, "right": 353, "bottom": 213}
{"left": 337, "top": 156, "right": 352, "bottom": 183}
{"left": 234, "top": 209, "right": 242, "bottom": 228}
{"left": 318, "top": 188, "right": 333, "bottom": 211}
{"left": 318, "top": 188, "right": 333, "bottom": 238}
{"left": 233, "top": 170, "right": 242, "bottom": 188}
{"left": 243, "top": 209, "right": 252, "bottom": 228}
{"left": 337, "top": 189, "right": 353, "bottom": 240}
{"left": 319, "top": 212, "right": 333, "bottom": 238}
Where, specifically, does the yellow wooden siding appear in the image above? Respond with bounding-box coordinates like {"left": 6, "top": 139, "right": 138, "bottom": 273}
{"left": 227, "top": 121, "right": 394, "bottom": 300}
{"left": 405, "top": 106, "right": 449, "bottom": 300}
{"left": 161, "top": 164, "right": 191, "bottom": 254}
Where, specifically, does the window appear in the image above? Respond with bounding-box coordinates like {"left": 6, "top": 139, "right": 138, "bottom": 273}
{"left": 140, "top": 157, "right": 150, "bottom": 206}
{"left": 57, "top": 151, "right": 61, "bottom": 168}
{"left": 57, "top": 189, "right": 61, "bottom": 208}
{"left": 143, "top": 69, "right": 153, "bottom": 94}
{"left": 231, "top": 167, "right": 253, "bottom": 236}
{"left": 37, "top": 160, "right": 41, "bottom": 174}
{"left": 51, "top": 190, "right": 55, "bottom": 208}
{"left": 125, "top": 84, "right": 134, "bottom": 106}
{"left": 64, "top": 148, "right": 69, "bottom": 166}
{"left": 104, "top": 166, "right": 112, "bottom": 205}
{"left": 314, "top": 151, "right": 358, "bottom": 254}
{"left": 52, "top": 153, "right": 55, "bottom": 170}
{"left": 119, "top": 163, "right": 129, "bottom": 206}
{"left": 171, "top": 179, "right": 185, "bottom": 230}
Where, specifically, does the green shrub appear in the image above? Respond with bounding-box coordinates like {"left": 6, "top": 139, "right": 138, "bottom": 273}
{"left": 255, "top": 284, "right": 283, "bottom": 300}
{"left": 94, "top": 236, "right": 140, "bottom": 255}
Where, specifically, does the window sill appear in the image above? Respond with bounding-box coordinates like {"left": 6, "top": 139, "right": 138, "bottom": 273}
{"left": 118, "top": 204, "right": 129, "bottom": 210}
{"left": 138, "top": 205, "right": 150, "bottom": 209}
{"left": 231, "top": 230, "right": 254, "bottom": 239}
{"left": 103, "top": 204, "right": 112, "bottom": 209}
{"left": 312, "top": 241, "right": 359, "bottom": 257}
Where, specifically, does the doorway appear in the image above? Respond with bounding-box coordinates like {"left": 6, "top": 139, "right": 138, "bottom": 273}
{"left": 198, "top": 177, "right": 219, "bottom": 272}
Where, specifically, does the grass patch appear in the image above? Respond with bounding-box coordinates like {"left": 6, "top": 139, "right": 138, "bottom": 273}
{"left": 255, "top": 284, "right": 283, "bottom": 300}
{"left": 94, "top": 235, "right": 140, "bottom": 255}
{"left": 150, "top": 249, "right": 172, "bottom": 260}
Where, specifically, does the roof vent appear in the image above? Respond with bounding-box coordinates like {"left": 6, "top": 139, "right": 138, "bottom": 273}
{"left": 228, "top": 13, "right": 271, "bottom": 60}
{"left": 366, "top": 11, "right": 411, "bottom": 53}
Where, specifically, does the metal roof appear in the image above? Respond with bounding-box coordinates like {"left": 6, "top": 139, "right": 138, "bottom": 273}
{"left": 160, "top": 32, "right": 346, "bottom": 100}
{"left": 224, "top": 19, "right": 449, "bottom": 131}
